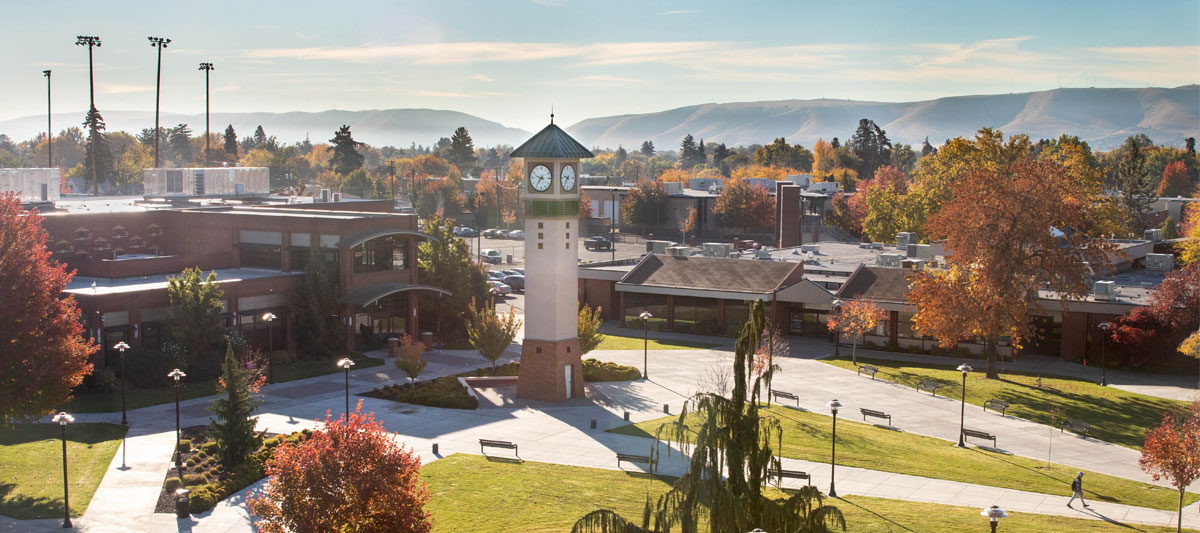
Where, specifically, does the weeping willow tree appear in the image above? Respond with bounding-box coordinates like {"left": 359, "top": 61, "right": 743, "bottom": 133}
{"left": 573, "top": 300, "right": 846, "bottom": 533}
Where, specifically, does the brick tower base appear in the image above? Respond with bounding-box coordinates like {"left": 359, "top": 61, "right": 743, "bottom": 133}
{"left": 517, "top": 338, "right": 584, "bottom": 402}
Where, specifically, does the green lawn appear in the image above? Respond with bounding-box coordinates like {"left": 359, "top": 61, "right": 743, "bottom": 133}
{"left": 820, "top": 356, "right": 1188, "bottom": 450}
{"left": 609, "top": 406, "right": 1197, "bottom": 512}
{"left": 0, "top": 423, "right": 126, "bottom": 519}
{"left": 421, "top": 454, "right": 1191, "bottom": 532}
{"left": 63, "top": 357, "right": 384, "bottom": 414}
{"left": 595, "top": 335, "right": 721, "bottom": 351}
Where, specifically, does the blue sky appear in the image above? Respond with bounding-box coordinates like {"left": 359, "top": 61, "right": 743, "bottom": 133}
{"left": 2, "top": 0, "right": 1197, "bottom": 132}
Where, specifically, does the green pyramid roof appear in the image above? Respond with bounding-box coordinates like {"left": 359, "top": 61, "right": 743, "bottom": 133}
{"left": 510, "top": 123, "right": 594, "bottom": 159}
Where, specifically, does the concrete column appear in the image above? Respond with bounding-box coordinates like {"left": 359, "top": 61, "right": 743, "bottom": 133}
{"left": 666, "top": 294, "right": 675, "bottom": 330}
{"left": 889, "top": 311, "right": 899, "bottom": 345}
{"left": 407, "top": 292, "right": 419, "bottom": 339}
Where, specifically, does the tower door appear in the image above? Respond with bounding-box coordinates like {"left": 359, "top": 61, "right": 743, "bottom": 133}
{"left": 564, "top": 364, "right": 573, "bottom": 399}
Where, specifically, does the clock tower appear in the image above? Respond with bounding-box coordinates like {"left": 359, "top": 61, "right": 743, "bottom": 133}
{"left": 510, "top": 118, "right": 594, "bottom": 402}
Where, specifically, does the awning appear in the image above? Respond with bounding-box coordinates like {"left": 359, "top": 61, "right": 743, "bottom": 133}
{"left": 337, "top": 228, "right": 435, "bottom": 249}
{"left": 339, "top": 282, "right": 452, "bottom": 307}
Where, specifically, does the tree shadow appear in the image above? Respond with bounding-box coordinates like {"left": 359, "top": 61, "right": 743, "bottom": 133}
{"left": 833, "top": 496, "right": 918, "bottom": 532}
{"left": 0, "top": 482, "right": 70, "bottom": 520}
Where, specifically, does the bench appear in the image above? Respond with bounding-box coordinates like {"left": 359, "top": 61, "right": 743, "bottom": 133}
{"left": 860, "top": 408, "right": 892, "bottom": 426}
{"left": 961, "top": 428, "right": 997, "bottom": 448}
{"left": 1061, "top": 419, "right": 1091, "bottom": 436}
{"left": 771, "top": 389, "right": 799, "bottom": 407}
{"left": 616, "top": 453, "right": 655, "bottom": 473}
{"left": 916, "top": 379, "right": 942, "bottom": 397}
{"left": 858, "top": 365, "right": 879, "bottom": 379}
{"left": 772, "top": 468, "right": 811, "bottom": 487}
{"left": 479, "top": 439, "right": 520, "bottom": 460}
{"left": 983, "top": 399, "right": 1010, "bottom": 416}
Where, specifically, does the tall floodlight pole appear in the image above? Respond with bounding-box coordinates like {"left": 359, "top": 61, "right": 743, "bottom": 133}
{"left": 148, "top": 37, "right": 170, "bottom": 169}
{"left": 76, "top": 35, "right": 101, "bottom": 195}
{"left": 198, "top": 62, "right": 214, "bottom": 167}
{"left": 43, "top": 70, "right": 52, "bottom": 167}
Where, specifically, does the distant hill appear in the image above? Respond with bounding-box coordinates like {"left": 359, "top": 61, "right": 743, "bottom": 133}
{"left": 0, "top": 108, "right": 531, "bottom": 148}
{"left": 565, "top": 86, "right": 1200, "bottom": 151}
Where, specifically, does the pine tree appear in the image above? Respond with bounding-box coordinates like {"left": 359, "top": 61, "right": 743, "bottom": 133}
{"left": 223, "top": 125, "right": 238, "bottom": 157}
{"left": 1116, "top": 136, "right": 1156, "bottom": 235}
{"left": 168, "top": 123, "right": 193, "bottom": 165}
{"left": 329, "top": 125, "right": 365, "bottom": 176}
{"left": 167, "top": 267, "right": 225, "bottom": 374}
{"left": 446, "top": 127, "right": 477, "bottom": 176}
{"left": 208, "top": 341, "right": 263, "bottom": 468}
{"left": 640, "top": 140, "right": 655, "bottom": 157}
{"left": 679, "top": 134, "right": 700, "bottom": 169}
{"left": 296, "top": 247, "right": 344, "bottom": 358}
{"left": 82, "top": 107, "right": 112, "bottom": 186}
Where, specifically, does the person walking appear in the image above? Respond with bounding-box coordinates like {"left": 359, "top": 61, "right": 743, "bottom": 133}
{"left": 1067, "top": 472, "right": 1089, "bottom": 508}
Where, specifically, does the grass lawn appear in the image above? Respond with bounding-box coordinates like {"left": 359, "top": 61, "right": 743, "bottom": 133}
{"left": 62, "top": 357, "right": 384, "bottom": 414}
{"left": 820, "top": 356, "right": 1189, "bottom": 450}
{"left": 421, "top": 454, "right": 1190, "bottom": 532}
{"left": 596, "top": 335, "right": 721, "bottom": 351}
{"left": 0, "top": 423, "right": 126, "bottom": 519}
{"left": 610, "top": 406, "right": 1197, "bottom": 512}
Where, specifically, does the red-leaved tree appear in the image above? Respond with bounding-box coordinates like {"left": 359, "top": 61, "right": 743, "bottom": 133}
{"left": 248, "top": 402, "right": 432, "bottom": 532}
{"left": 1157, "top": 161, "right": 1191, "bottom": 197}
{"left": 1111, "top": 263, "right": 1200, "bottom": 370}
{"left": 0, "top": 193, "right": 95, "bottom": 425}
{"left": 1139, "top": 400, "right": 1200, "bottom": 533}
{"left": 828, "top": 299, "right": 885, "bottom": 365}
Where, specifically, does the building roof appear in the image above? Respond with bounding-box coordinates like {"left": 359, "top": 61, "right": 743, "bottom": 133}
{"left": 339, "top": 282, "right": 452, "bottom": 307}
{"left": 619, "top": 254, "right": 801, "bottom": 295}
{"left": 65, "top": 268, "right": 298, "bottom": 297}
{"left": 835, "top": 266, "right": 914, "bottom": 304}
{"left": 510, "top": 123, "right": 595, "bottom": 159}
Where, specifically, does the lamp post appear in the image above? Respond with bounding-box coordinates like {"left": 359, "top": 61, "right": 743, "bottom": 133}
{"left": 611, "top": 187, "right": 617, "bottom": 262}
{"left": 168, "top": 368, "right": 186, "bottom": 479}
{"left": 114, "top": 341, "right": 130, "bottom": 425}
{"left": 43, "top": 69, "right": 51, "bottom": 168}
{"left": 828, "top": 399, "right": 842, "bottom": 498}
{"left": 1097, "top": 322, "right": 1112, "bottom": 386}
{"left": 981, "top": 504, "right": 1008, "bottom": 532}
{"left": 75, "top": 35, "right": 101, "bottom": 196}
{"left": 338, "top": 358, "right": 355, "bottom": 417}
{"left": 148, "top": 36, "right": 170, "bottom": 169}
{"left": 52, "top": 412, "right": 74, "bottom": 528}
{"left": 198, "top": 62, "right": 214, "bottom": 167}
{"left": 262, "top": 312, "right": 277, "bottom": 383}
{"left": 957, "top": 363, "right": 972, "bottom": 447}
{"left": 832, "top": 299, "right": 843, "bottom": 357}
{"left": 639, "top": 311, "right": 652, "bottom": 379}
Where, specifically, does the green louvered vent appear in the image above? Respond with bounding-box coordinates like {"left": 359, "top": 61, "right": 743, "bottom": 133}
{"left": 526, "top": 199, "right": 580, "bottom": 218}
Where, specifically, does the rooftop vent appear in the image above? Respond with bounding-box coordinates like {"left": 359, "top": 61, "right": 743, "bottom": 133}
{"left": 896, "top": 232, "right": 916, "bottom": 248}
{"left": 1146, "top": 253, "right": 1174, "bottom": 271}
{"left": 1093, "top": 280, "right": 1116, "bottom": 301}
{"left": 877, "top": 253, "right": 903, "bottom": 268}
{"left": 1143, "top": 228, "right": 1163, "bottom": 241}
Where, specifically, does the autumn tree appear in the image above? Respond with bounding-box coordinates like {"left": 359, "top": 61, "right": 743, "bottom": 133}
{"left": 713, "top": 179, "right": 775, "bottom": 235}
{"left": 418, "top": 216, "right": 490, "bottom": 339}
{"left": 755, "top": 325, "right": 788, "bottom": 406}
{"left": 827, "top": 299, "right": 884, "bottom": 365}
{"left": 578, "top": 193, "right": 594, "bottom": 219}
{"left": 0, "top": 194, "right": 95, "bottom": 425}
{"left": 1181, "top": 203, "right": 1200, "bottom": 267}
{"left": 249, "top": 404, "right": 432, "bottom": 533}
{"left": 908, "top": 157, "right": 1113, "bottom": 378}
{"left": 167, "top": 267, "right": 226, "bottom": 374}
{"left": 329, "top": 125, "right": 365, "bottom": 175}
{"left": 466, "top": 298, "right": 522, "bottom": 370}
{"left": 208, "top": 341, "right": 263, "bottom": 468}
{"left": 394, "top": 334, "right": 428, "bottom": 385}
{"left": 621, "top": 180, "right": 669, "bottom": 235}
{"left": 1180, "top": 330, "right": 1200, "bottom": 389}
{"left": 578, "top": 304, "right": 606, "bottom": 356}
{"left": 1138, "top": 400, "right": 1200, "bottom": 533}
{"left": 679, "top": 206, "right": 698, "bottom": 244}
{"left": 755, "top": 137, "right": 813, "bottom": 171}
{"left": 1158, "top": 161, "right": 1190, "bottom": 197}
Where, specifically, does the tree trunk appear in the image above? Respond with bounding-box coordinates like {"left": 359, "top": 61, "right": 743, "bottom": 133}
{"left": 985, "top": 338, "right": 999, "bottom": 379}
{"left": 852, "top": 336, "right": 858, "bottom": 365}
{"left": 1178, "top": 488, "right": 1184, "bottom": 533}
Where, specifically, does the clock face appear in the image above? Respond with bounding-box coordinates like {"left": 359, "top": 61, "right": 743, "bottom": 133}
{"left": 560, "top": 165, "right": 576, "bottom": 192}
{"left": 529, "top": 165, "right": 552, "bottom": 192}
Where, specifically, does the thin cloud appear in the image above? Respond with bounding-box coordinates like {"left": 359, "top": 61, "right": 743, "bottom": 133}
{"left": 412, "top": 90, "right": 515, "bottom": 98}
{"left": 661, "top": 9, "right": 699, "bottom": 15}
{"left": 472, "top": 74, "right": 495, "bottom": 82}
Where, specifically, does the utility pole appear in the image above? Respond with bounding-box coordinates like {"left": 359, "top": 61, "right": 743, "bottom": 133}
{"left": 76, "top": 35, "right": 101, "bottom": 195}
{"left": 148, "top": 37, "right": 170, "bottom": 169}
{"left": 42, "top": 70, "right": 51, "bottom": 168}
{"left": 198, "top": 62, "right": 214, "bottom": 167}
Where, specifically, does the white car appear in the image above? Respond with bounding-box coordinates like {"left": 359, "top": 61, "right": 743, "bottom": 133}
{"left": 488, "top": 280, "right": 512, "bottom": 296}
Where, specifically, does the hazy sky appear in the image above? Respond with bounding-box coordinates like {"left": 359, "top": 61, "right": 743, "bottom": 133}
{"left": 2, "top": 0, "right": 1198, "bottom": 132}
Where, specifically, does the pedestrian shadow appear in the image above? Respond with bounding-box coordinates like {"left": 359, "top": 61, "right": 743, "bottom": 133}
{"left": 1078, "top": 507, "right": 1150, "bottom": 531}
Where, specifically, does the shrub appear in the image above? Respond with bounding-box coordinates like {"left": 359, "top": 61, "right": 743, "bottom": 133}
{"left": 183, "top": 473, "right": 207, "bottom": 485}
{"left": 364, "top": 378, "right": 478, "bottom": 410}
{"left": 201, "top": 441, "right": 219, "bottom": 455}
{"left": 186, "top": 457, "right": 199, "bottom": 467}
{"left": 164, "top": 478, "right": 181, "bottom": 493}
{"left": 122, "top": 347, "right": 175, "bottom": 388}
{"left": 582, "top": 358, "right": 641, "bottom": 382}
{"left": 188, "top": 486, "right": 219, "bottom": 513}
{"left": 178, "top": 439, "right": 193, "bottom": 453}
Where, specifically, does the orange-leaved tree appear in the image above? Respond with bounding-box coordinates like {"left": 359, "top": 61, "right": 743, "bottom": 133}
{"left": 908, "top": 155, "right": 1113, "bottom": 379}
{"left": 713, "top": 178, "right": 775, "bottom": 236}
{"left": 1139, "top": 400, "right": 1200, "bottom": 533}
{"left": 0, "top": 193, "right": 95, "bottom": 425}
{"left": 827, "top": 299, "right": 884, "bottom": 365}
{"left": 248, "top": 403, "right": 432, "bottom": 533}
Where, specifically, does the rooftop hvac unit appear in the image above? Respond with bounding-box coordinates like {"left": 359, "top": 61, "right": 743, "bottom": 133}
{"left": 647, "top": 240, "right": 672, "bottom": 254}
{"left": 332, "top": 192, "right": 342, "bottom": 202}
{"left": 320, "top": 189, "right": 331, "bottom": 202}
{"left": 702, "top": 242, "right": 731, "bottom": 257}
{"left": 1146, "top": 253, "right": 1174, "bottom": 271}
{"left": 755, "top": 249, "right": 772, "bottom": 260}
{"left": 729, "top": 252, "right": 740, "bottom": 258}
{"left": 665, "top": 246, "right": 689, "bottom": 257}
{"left": 1093, "top": 280, "right": 1116, "bottom": 301}
{"left": 800, "top": 243, "right": 820, "bottom": 254}
{"left": 908, "top": 244, "right": 933, "bottom": 259}
{"left": 1143, "top": 228, "right": 1163, "bottom": 241}
{"left": 877, "top": 253, "right": 903, "bottom": 268}
{"left": 896, "top": 232, "right": 916, "bottom": 247}
{"left": 902, "top": 258, "right": 926, "bottom": 270}
{"left": 662, "top": 182, "right": 683, "bottom": 195}
{"left": 870, "top": 242, "right": 884, "bottom": 250}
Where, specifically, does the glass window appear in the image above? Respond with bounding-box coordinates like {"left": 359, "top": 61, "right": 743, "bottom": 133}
{"left": 290, "top": 246, "right": 310, "bottom": 271}
{"left": 353, "top": 236, "right": 408, "bottom": 274}
{"left": 723, "top": 301, "right": 750, "bottom": 336}
{"left": 240, "top": 243, "right": 282, "bottom": 269}
{"left": 673, "top": 296, "right": 718, "bottom": 335}
{"left": 623, "top": 292, "right": 668, "bottom": 331}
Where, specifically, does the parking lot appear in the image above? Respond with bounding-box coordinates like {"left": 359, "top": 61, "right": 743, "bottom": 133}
{"left": 465, "top": 233, "right": 649, "bottom": 269}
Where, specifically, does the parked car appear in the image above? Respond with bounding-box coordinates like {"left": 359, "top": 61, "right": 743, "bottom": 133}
{"left": 487, "top": 280, "right": 512, "bottom": 296}
{"left": 452, "top": 226, "right": 463, "bottom": 236}
{"left": 487, "top": 270, "right": 508, "bottom": 281}
{"left": 459, "top": 227, "right": 478, "bottom": 238}
{"left": 502, "top": 269, "right": 522, "bottom": 277}
{"left": 507, "top": 230, "right": 525, "bottom": 240}
{"left": 584, "top": 236, "right": 613, "bottom": 251}
{"left": 501, "top": 274, "right": 525, "bottom": 291}
{"left": 734, "top": 239, "right": 760, "bottom": 251}
{"left": 484, "top": 228, "right": 505, "bottom": 239}
{"left": 480, "top": 249, "right": 503, "bottom": 264}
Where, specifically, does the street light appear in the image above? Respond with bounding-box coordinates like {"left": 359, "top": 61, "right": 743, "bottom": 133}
{"left": 828, "top": 399, "right": 842, "bottom": 498}
{"left": 639, "top": 311, "right": 652, "bottom": 379}
{"left": 832, "top": 299, "right": 843, "bottom": 357}
{"left": 52, "top": 412, "right": 74, "bottom": 528}
{"left": 981, "top": 504, "right": 1008, "bottom": 532}
{"left": 75, "top": 35, "right": 101, "bottom": 196}
{"left": 610, "top": 187, "right": 618, "bottom": 262}
{"left": 148, "top": 36, "right": 170, "bottom": 169}
{"left": 43, "top": 69, "right": 51, "bottom": 168}
{"left": 113, "top": 341, "right": 130, "bottom": 425}
{"left": 262, "top": 312, "right": 277, "bottom": 383}
{"left": 198, "top": 62, "right": 214, "bottom": 167}
{"left": 338, "top": 358, "right": 355, "bottom": 417}
{"left": 1097, "top": 322, "right": 1112, "bottom": 386}
{"left": 168, "top": 368, "right": 186, "bottom": 480}
{"left": 957, "top": 363, "right": 972, "bottom": 448}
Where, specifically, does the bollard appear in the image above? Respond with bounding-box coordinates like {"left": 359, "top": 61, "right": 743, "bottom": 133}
{"left": 432, "top": 443, "right": 439, "bottom": 455}
{"left": 175, "top": 488, "right": 191, "bottom": 519}
{"left": 663, "top": 404, "right": 670, "bottom": 414}
{"left": 624, "top": 411, "right": 630, "bottom": 421}
{"left": 590, "top": 419, "right": 597, "bottom": 429}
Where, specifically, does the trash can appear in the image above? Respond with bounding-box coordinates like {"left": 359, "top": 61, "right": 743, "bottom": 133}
{"left": 387, "top": 337, "right": 400, "bottom": 358}
{"left": 175, "top": 488, "right": 191, "bottom": 518}
{"left": 505, "top": 254, "right": 513, "bottom": 264}
{"left": 420, "top": 331, "right": 434, "bottom": 350}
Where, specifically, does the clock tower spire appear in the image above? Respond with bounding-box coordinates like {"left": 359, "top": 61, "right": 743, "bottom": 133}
{"left": 510, "top": 120, "right": 593, "bottom": 402}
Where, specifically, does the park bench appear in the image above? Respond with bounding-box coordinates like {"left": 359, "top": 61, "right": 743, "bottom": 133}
{"left": 857, "top": 365, "right": 880, "bottom": 379}
{"left": 860, "top": 408, "right": 892, "bottom": 426}
{"left": 479, "top": 439, "right": 520, "bottom": 460}
{"left": 916, "top": 379, "right": 942, "bottom": 397}
{"left": 616, "top": 453, "right": 656, "bottom": 473}
{"left": 772, "top": 467, "right": 811, "bottom": 487}
{"left": 983, "top": 399, "right": 1010, "bottom": 416}
{"left": 771, "top": 389, "right": 800, "bottom": 407}
{"left": 961, "top": 428, "right": 997, "bottom": 448}
{"left": 1061, "top": 419, "right": 1091, "bottom": 436}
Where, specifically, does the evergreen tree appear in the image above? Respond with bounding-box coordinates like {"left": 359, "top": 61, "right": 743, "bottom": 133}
{"left": 445, "top": 127, "right": 477, "bottom": 176}
{"left": 830, "top": 137, "right": 840, "bottom": 149}
{"left": 418, "top": 215, "right": 491, "bottom": 340}
{"left": 679, "top": 134, "right": 700, "bottom": 169}
{"left": 712, "top": 143, "right": 732, "bottom": 165}
{"left": 207, "top": 341, "right": 262, "bottom": 468}
{"left": 82, "top": 107, "right": 112, "bottom": 185}
{"left": 697, "top": 138, "right": 706, "bottom": 164}
{"left": 168, "top": 123, "right": 193, "bottom": 165}
{"left": 640, "top": 140, "right": 655, "bottom": 157}
{"left": 329, "top": 125, "right": 365, "bottom": 176}
{"left": 166, "top": 267, "right": 225, "bottom": 375}
{"left": 223, "top": 125, "right": 238, "bottom": 157}
{"left": 253, "top": 126, "right": 268, "bottom": 149}
{"left": 1116, "top": 136, "right": 1156, "bottom": 235}
{"left": 921, "top": 137, "right": 937, "bottom": 157}
{"left": 296, "top": 247, "right": 344, "bottom": 358}
{"left": 615, "top": 145, "right": 628, "bottom": 167}
{"left": 848, "top": 118, "right": 893, "bottom": 179}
